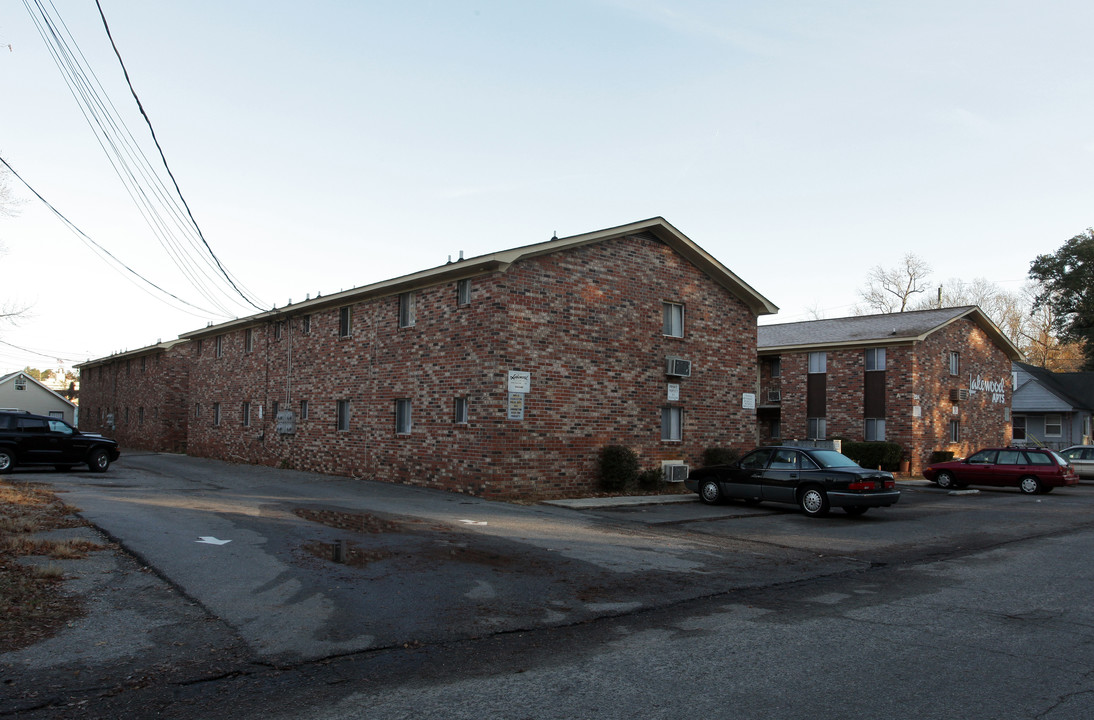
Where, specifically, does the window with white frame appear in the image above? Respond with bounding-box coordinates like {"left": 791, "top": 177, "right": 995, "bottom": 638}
{"left": 396, "top": 399, "right": 412, "bottom": 434}
{"left": 302, "top": 314, "right": 311, "bottom": 335}
{"left": 300, "top": 399, "right": 309, "bottom": 420}
{"left": 662, "top": 302, "right": 684, "bottom": 338}
{"left": 949, "top": 351, "right": 960, "bottom": 376}
{"left": 1013, "top": 415, "right": 1026, "bottom": 441}
{"left": 808, "top": 352, "right": 827, "bottom": 374}
{"left": 1045, "top": 414, "right": 1062, "bottom": 437}
{"left": 336, "top": 400, "right": 350, "bottom": 431}
{"left": 275, "top": 321, "right": 284, "bottom": 340}
{"left": 213, "top": 403, "right": 221, "bottom": 427}
{"left": 215, "top": 335, "right": 224, "bottom": 358}
{"left": 399, "top": 292, "right": 416, "bottom": 328}
{"left": 865, "top": 418, "right": 886, "bottom": 441}
{"left": 14, "top": 376, "right": 26, "bottom": 391}
{"left": 454, "top": 397, "right": 469, "bottom": 424}
{"left": 661, "top": 407, "right": 683, "bottom": 441}
{"left": 949, "top": 419, "right": 960, "bottom": 443}
{"left": 245, "top": 328, "right": 254, "bottom": 353}
{"left": 457, "top": 279, "right": 471, "bottom": 306}
{"left": 865, "top": 348, "right": 886, "bottom": 371}
{"left": 807, "top": 417, "right": 827, "bottom": 439}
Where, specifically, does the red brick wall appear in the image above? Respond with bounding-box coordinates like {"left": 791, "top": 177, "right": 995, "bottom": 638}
{"left": 184, "top": 233, "right": 760, "bottom": 498}
{"left": 77, "top": 345, "right": 190, "bottom": 453}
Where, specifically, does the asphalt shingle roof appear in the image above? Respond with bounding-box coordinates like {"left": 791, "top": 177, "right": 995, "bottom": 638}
{"left": 759, "top": 306, "right": 980, "bottom": 349}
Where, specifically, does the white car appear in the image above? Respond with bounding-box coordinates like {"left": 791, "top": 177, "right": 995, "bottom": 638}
{"left": 1061, "top": 446, "right": 1094, "bottom": 479}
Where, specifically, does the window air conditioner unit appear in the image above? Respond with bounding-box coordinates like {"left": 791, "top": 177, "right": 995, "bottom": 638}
{"left": 950, "top": 389, "right": 969, "bottom": 402}
{"left": 665, "top": 357, "right": 692, "bottom": 377}
{"left": 768, "top": 390, "right": 781, "bottom": 403}
{"left": 662, "top": 462, "right": 689, "bottom": 483}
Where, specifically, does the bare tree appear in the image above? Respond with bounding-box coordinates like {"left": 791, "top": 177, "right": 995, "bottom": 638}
{"left": 856, "top": 254, "right": 932, "bottom": 314}
{"left": 0, "top": 162, "right": 30, "bottom": 327}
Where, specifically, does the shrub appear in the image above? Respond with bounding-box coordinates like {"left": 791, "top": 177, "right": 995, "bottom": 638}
{"left": 598, "top": 445, "right": 639, "bottom": 491}
{"left": 637, "top": 468, "right": 664, "bottom": 491}
{"left": 842, "top": 441, "right": 903, "bottom": 470}
{"left": 702, "top": 447, "right": 740, "bottom": 467}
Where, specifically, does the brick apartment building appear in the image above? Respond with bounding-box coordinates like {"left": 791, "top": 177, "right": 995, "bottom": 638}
{"left": 757, "top": 307, "right": 1022, "bottom": 473}
{"left": 76, "top": 218, "right": 778, "bottom": 498}
{"left": 76, "top": 340, "right": 190, "bottom": 453}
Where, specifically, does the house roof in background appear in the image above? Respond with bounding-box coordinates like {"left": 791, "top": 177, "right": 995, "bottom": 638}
{"left": 1014, "top": 361, "right": 1094, "bottom": 411}
{"left": 0, "top": 371, "right": 76, "bottom": 409}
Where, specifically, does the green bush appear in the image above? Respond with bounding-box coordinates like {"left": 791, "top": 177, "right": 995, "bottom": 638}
{"left": 702, "top": 447, "right": 740, "bottom": 467}
{"left": 598, "top": 445, "right": 639, "bottom": 491}
{"left": 842, "top": 441, "right": 904, "bottom": 470}
{"left": 637, "top": 468, "right": 664, "bottom": 491}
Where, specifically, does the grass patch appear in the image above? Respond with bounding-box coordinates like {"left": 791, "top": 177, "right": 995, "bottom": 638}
{"left": 0, "top": 479, "right": 94, "bottom": 651}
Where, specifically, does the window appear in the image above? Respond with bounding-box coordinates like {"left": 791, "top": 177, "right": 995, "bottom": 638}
{"left": 768, "top": 357, "right": 781, "bottom": 377}
{"left": 770, "top": 419, "right": 781, "bottom": 439}
{"left": 808, "top": 352, "right": 827, "bottom": 374}
{"left": 1013, "top": 415, "right": 1026, "bottom": 441}
{"left": 195, "top": 403, "right": 201, "bottom": 418}
{"left": 454, "top": 397, "right": 469, "bottom": 424}
{"left": 336, "top": 400, "right": 350, "bottom": 431}
{"left": 807, "top": 417, "right": 827, "bottom": 439}
{"left": 302, "top": 315, "right": 311, "bottom": 335}
{"left": 949, "top": 419, "right": 960, "bottom": 443}
{"left": 242, "top": 402, "right": 251, "bottom": 427}
{"left": 126, "top": 359, "right": 131, "bottom": 375}
{"left": 399, "top": 292, "right": 416, "bottom": 328}
{"left": 661, "top": 407, "right": 683, "bottom": 441}
{"left": 396, "top": 399, "right": 412, "bottom": 434}
{"left": 215, "top": 335, "right": 224, "bottom": 358}
{"left": 141, "top": 356, "right": 147, "bottom": 373}
{"left": 138, "top": 407, "right": 145, "bottom": 426}
{"left": 274, "top": 322, "right": 284, "bottom": 340}
{"left": 14, "top": 376, "right": 26, "bottom": 391}
{"left": 339, "top": 307, "right": 352, "bottom": 337}
{"left": 213, "top": 403, "right": 221, "bottom": 427}
{"left": 245, "top": 328, "right": 254, "bottom": 353}
{"left": 1045, "top": 414, "right": 1062, "bottom": 437}
{"left": 865, "top": 348, "right": 886, "bottom": 371}
{"left": 864, "top": 418, "right": 886, "bottom": 441}
{"left": 272, "top": 400, "right": 279, "bottom": 417}
{"left": 125, "top": 408, "right": 130, "bottom": 424}
{"left": 662, "top": 302, "right": 684, "bottom": 338}
{"left": 949, "top": 351, "right": 960, "bottom": 376}
{"left": 195, "top": 339, "right": 203, "bottom": 357}
{"left": 457, "top": 279, "right": 471, "bottom": 306}
{"left": 300, "top": 399, "right": 309, "bottom": 420}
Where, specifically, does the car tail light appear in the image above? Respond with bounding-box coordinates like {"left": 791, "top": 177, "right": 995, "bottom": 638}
{"left": 849, "top": 481, "right": 876, "bottom": 490}
{"left": 884, "top": 480, "right": 895, "bottom": 489}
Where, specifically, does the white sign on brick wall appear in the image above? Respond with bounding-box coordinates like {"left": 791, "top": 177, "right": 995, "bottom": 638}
{"left": 667, "top": 384, "right": 680, "bottom": 402}
{"left": 508, "top": 370, "right": 531, "bottom": 394}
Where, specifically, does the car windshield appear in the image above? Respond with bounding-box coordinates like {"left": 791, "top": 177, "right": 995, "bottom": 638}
{"left": 808, "top": 450, "right": 861, "bottom": 469}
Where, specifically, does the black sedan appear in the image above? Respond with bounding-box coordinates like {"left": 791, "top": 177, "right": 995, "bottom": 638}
{"left": 684, "top": 446, "right": 900, "bottom": 517}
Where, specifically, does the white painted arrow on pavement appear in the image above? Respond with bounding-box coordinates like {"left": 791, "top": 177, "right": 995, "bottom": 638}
{"left": 196, "top": 536, "right": 232, "bottom": 545}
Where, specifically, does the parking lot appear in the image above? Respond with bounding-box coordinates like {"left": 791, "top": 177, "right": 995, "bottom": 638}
{"left": 5, "top": 453, "right": 1094, "bottom": 718}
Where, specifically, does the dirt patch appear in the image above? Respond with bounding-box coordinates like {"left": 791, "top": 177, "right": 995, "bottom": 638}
{"left": 293, "top": 507, "right": 445, "bottom": 534}
{"left": 0, "top": 478, "right": 97, "bottom": 651}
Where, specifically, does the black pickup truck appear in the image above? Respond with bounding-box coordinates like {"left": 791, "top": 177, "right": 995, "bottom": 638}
{"left": 0, "top": 411, "right": 120, "bottom": 473}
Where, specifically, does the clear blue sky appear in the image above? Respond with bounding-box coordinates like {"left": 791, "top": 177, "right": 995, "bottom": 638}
{"left": 2, "top": 1, "right": 1092, "bottom": 375}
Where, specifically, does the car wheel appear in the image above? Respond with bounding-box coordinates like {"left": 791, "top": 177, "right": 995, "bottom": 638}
{"left": 698, "top": 479, "right": 724, "bottom": 505}
{"left": 1018, "top": 476, "right": 1042, "bottom": 495}
{"left": 844, "top": 506, "right": 869, "bottom": 516}
{"left": 935, "top": 471, "right": 957, "bottom": 490}
{"left": 0, "top": 450, "right": 12, "bottom": 474}
{"left": 799, "top": 486, "right": 829, "bottom": 517}
{"left": 88, "top": 449, "right": 111, "bottom": 473}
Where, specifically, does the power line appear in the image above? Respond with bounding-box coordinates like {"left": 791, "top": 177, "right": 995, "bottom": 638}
{"left": 93, "top": 0, "right": 266, "bottom": 313}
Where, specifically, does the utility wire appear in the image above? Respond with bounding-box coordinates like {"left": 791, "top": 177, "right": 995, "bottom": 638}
{"left": 0, "top": 153, "right": 223, "bottom": 318}
{"left": 93, "top": 0, "right": 266, "bottom": 312}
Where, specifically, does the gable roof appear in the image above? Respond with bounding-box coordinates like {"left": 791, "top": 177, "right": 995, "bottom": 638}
{"left": 758, "top": 306, "right": 1024, "bottom": 360}
{"left": 75, "top": 339, "right": 189, "bottom": 371}
{"left": 1013, "top": 361, "right": 1094, "bottom": 411}
{"left": 178, "top": 217, "right": 778, "bottom": 340}
{"left": 0, "top": 371, "right": 77, "bottom": 409}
